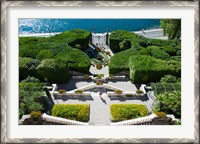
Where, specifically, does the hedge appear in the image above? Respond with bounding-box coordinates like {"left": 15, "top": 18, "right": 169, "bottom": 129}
{"left": 129, "top": 55, "right": 181, "bottom": 83}
{"left": 36, "top": 59, "right": 69, "bottom": 83}
{"left": 36, "top": 50, "right": 54, "bottom": 60}
{"left": 51, "top": 104, "right": 90, "bottom": 122}
{"left": 109, "top": 48, "right": 137, "bottom": 74}
{"left": 55, "top": 49, "right": 90, "bottom": 73}
{"left": 19, "top": 57, "right": 40, "bottom": 80}
{"left": 49, "top": 29, "right": 90, "bottom": 51}
{"left": 110, "top": 104, "right": 148, "bottom": 121}
{"left": 109, "top": 30, "right": 141, "bottom": 52}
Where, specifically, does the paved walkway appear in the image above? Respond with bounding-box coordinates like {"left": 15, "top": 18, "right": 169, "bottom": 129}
{"left": 51, "top": 82, "right": 155, "bottom": 125}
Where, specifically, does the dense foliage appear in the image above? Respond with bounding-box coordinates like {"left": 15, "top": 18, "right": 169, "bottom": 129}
{"left": 19, "top": 57, "right": 40, "bottom": 80}
{"left": 154, "top": 91, "right": 181, "bottom": 118}
{"left": 160, "top": 19, "right": 181, "bottom": 40}
{"left": 51, "top": 104, "right": 90, "bottom": 122}
{"left": 55, "top": 48, "right": 90, "bottom": 73}
{"left": 110, "top": 104, "right": 148, "bottom": 121}
{"left": 19, "top": 29, "right": 91, "bottom": 78}
{"left": 129, "top": 55, "right": 181, "bottom": 83}
{"left": 36, "top": 59, "right": 69, "bottom": 83}
{"left": 108, "top": 30, "right": 181, "bottom": 77}
{"left": 19, "top": 82, "right": 48, "bottom": 119}
{"left": 109, "top": 48, "right": 137, "bottom": 74}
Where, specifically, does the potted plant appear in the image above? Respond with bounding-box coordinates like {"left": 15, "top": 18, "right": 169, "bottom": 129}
{"left": 114, "top": 89, "right": 123, "bottom": 94}
{"left": 136, "top": 90, "right": 144, "bottom": 96}
{"left": 75, "top": 89, "right": 84, "bottom": 94}
{"left": 96, "top": 64, "right": 103, "bottom": 70}
{"left": 58, "top": 89, "right": 66, "bottom": 94}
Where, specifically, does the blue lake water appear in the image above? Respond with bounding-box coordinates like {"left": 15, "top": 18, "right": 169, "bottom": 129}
{"left": 19, "top": 19, "right": 160, "bottom": 34}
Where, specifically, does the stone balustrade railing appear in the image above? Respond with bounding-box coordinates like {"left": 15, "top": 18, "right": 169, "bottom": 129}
{"left": 110, "top": 114, "right": 177, "bottom": 125}
{"left": 42, "top": 113, "right": 88, "bottom": 125}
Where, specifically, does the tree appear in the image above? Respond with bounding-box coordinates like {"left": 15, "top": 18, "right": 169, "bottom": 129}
{"left": 19, "top": 57, "right": 40, "bottom": 80}
{"left": 160, "top": 19, "right": 181, "bottom": 40}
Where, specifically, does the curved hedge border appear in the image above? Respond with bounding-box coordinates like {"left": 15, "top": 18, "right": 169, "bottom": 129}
{"left": 129, "top": 55, "right": 181, "bottom": 83}
{"left": 51, "top": 104, "right": 90, "bottom": 122}
{"left": 110, "top": 104, "right": 148, "bottom": 122}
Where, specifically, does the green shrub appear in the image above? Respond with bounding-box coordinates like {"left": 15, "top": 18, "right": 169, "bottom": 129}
{"left": 36, "top": 59, "right": 69, "bottom": 83}
{"left": 154, "top": 112, "right": 167, "bottom": 118}
{"left": 160, "top": 75, "right": 177, "bottom": 83}
{"left": 30, "top": 111, "right": 42, "bottom": 120}
{"left": 19, "top": 82, "right": 48, "bottom": 119}
{"left": 58, "top": 89, "right": 66, "bottom": 94}
{"left": 36, "top": 50, "right": 54, "bottom": 60}
{"left": 75, "top": 90, "right": 84, "bottom": 94}
{"left": 129, "top": 55, "right": 181, "bottom": 83}
{"left": 19, "top": 57, "right": 40, "bottom": 80}
{"left": 51, "top": 29, "right": 90, "bottom": 51}
{"left": 114, "top": 89, "right": 123, "bottom": 94}
{"left": 151, "top": 49, "right": 170, "bottom": 60}
{"left": 51, "top": 104, "right": 90, "bottom": 122}
{"left": 110, "top": 104, "right": 148, "bottom": 121}
{"left": 56, "top": 48, "right": 90, "bottom": 73}
{"left": 119, "top": 39, "right": 131, "bottom": 51}
{"left": 154, "top": 91, "right": 181, "bottom": 118}
{"left": 21, "top": 76, "right": 40, "bottom": 83}
{"left": 161, "top": 45, "right": 177, "bottom": 56}
{"left": 176, "top": 50, "right": 181, "bottom": 56}
{"left": 109, "top": 48, "right": 137, "bottom": 74}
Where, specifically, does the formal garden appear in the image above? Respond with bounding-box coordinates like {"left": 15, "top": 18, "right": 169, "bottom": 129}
{"left": 19, "top": 20, "right": 181, "bottom": 125}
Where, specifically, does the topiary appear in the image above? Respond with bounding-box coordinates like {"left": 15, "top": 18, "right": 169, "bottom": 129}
{"left": 96, "top": 64, "right": 103, "bottom": 70}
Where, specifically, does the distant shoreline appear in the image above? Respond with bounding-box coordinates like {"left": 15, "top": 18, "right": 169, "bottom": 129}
{"left": 19, "top": 28, "right": 163, "bottom": 37}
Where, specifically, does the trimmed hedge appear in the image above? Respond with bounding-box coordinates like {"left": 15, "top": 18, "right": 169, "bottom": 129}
{"left": 55, "top": 49, "right": 90, "bottom": 73}
{"left": 50, "top": 29, "right": 90, "bottom": 51}
{"left": 36, "top": 50, "right": 54, "bottom": 60}
{"left": 109, "top": 48, "right": 137, "bottom": 74}
{"left": 129, "top": 55, "right": 181, "bottom": 83}
{"left": 19, "top": 57, "right": 40, "bottom": 80}
{"left": 51, "top": 104, "right": 90, "bottom": 122}
{"left": 36, "top": 59, "right": 69, "bottom": 83}
{"left": 110, "top": 104, "right": 148, "bottom": 121}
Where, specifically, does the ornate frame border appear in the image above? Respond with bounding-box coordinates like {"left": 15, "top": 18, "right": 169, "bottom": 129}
{"left": 1, "top": 1, "right": 199, "bottom": 143}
